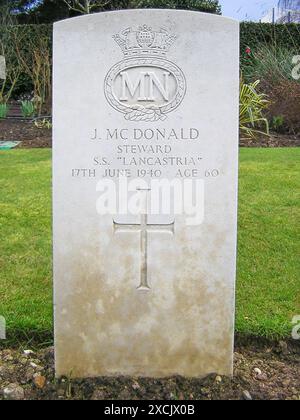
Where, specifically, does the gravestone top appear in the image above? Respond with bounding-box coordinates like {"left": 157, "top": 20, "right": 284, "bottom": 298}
{"left": 53, "top": 9, "right": 239, "bottom": 379}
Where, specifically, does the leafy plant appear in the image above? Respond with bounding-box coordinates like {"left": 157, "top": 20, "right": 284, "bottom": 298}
{"left": 21, "top": 100, "right": 35, "bottom": 118}
{"left": 242, "top": 44, "right": 300, "bottom": 135}
{"left": 240, "top": 80, "right": 270, "bottom": 139}
{"left": 0, "top": 103, "right": 9, "bottom": 119}
{"left": 242, "top": 45, "right": 298, "bottom": 86}
{"left": 271, "top": 115, "right": 285, "bottom": 132}
{"left": 34, "top": 117, "right": 52, "bottom": 129}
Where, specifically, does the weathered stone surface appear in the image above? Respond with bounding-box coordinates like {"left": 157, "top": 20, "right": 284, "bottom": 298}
{"left": 53, "top": 10, "right": 239, "bottom": 378}
{"left": 243, "top": 390, "right": 253, "bottom": 401}
{"left": 3, "top": 384, "right": 25, "bottom": 400}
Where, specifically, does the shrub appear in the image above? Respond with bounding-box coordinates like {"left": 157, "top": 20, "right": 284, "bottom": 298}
{"left": 271, "top": 115, "right": 285, "bottom": 133}
{"left": 268, "top": 79, "right": 300, "bottom": 135}
{"left": 242, "top": 45, "right": 297, "bottom": 86}
{"left": 21, "top": 100, "right": 36, "bottom": 118}
{"left": 0, "top": 103, "right": 9, "bottom": 119}
{"left": 0, "top": 24, "right": 52, "bottom": 102}
{"left": 0, "top": 9, "right": 23, "bottom": 103}
{"left": 240, "top": 80, "right": 269, "bottom": 139}
{"left": 242, "top": 45, "right": 300, "bottom": 135}
{"left": 240, "top": 23, "right": 300, "bottom": 57}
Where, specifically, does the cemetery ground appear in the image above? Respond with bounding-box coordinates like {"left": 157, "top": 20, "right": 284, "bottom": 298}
{"left": 0, "top": 147, "right": 299, "bottom": 400}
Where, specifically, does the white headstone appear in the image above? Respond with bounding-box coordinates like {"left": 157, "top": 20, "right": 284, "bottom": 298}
{"left": 53, "top": 10, "right": 239, "bottom": 378}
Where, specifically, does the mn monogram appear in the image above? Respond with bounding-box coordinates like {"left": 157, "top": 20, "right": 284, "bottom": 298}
{"left": 104, "top": 25, "right": 187, "bottom": 122}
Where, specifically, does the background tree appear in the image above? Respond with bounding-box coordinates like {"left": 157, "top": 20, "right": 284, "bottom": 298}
{"left": 0, "top": 3, "right": 22, "bottom": 103}
{"left": 62, "top": 0, "right": 221, "bottom": 15}
{"left": 12, "top": 1, "right": 71, "bottom": 24}
{"left": 62, "top": 0, "right": 113, "bottom": 14}
{"left": 0, "top": 0, "right": 19, "bottom": 20}
{"left": 128, "top": 0, "right": 221, "bottom": 14}
{"left": 9, "top": 0, "right": 221, "bottom": 23}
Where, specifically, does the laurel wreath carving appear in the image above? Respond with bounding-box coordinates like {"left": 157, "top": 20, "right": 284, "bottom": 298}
{"left": 104, "top": 58, "right": 186, "bottom": 122}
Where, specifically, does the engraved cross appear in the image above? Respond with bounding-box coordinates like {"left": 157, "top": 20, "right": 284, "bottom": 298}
{"left": 113, "top": 188, "right": 175, "bottom": 291}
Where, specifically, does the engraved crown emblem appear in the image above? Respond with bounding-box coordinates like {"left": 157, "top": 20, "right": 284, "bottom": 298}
{"left": 113, "top": 25, "right": 177, "bottom": 57}
{"left": 105, "top": 24, "right": 186, "bottom": 122}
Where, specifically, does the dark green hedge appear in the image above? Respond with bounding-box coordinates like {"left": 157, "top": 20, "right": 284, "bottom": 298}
{"left": 1, "top": 22, "right": 299, "bottom": 97}
{"left": 240, "top": 22, "right": 300, "bottom": 54}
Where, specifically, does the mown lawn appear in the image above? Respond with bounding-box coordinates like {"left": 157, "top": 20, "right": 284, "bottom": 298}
{"left": 237, "top": 148, "right": 299, "bottom": 337}
{"left": 0, "top": 148, "right": 299, "bottom": 344}
{"left": 0, "top": 150, "right": 52, "bottom": 345}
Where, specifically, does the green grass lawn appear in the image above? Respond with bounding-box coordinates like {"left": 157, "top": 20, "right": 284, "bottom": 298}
{"left": 0, "top": 148, "right": 299, "bottom": 345}
{"left": 0, "top": 150, "right": 52, "bottom": 346}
